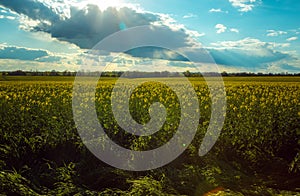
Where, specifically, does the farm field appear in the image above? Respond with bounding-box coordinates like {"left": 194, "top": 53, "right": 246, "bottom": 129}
{"left": 0, "top": 76, "right": 299, "bottom": 195}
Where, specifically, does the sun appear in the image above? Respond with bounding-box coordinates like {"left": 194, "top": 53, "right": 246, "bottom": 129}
{"left": 85, "top": 0, "right": 125, "bottom": 10}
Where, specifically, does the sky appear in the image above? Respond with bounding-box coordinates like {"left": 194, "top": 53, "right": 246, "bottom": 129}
{"left": 0, "top": 0, "right": 299, "bottom": 73}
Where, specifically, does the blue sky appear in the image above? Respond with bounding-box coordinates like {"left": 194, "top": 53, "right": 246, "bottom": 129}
{"left": 0, "top": 0, "right": 299, "bottom": 73}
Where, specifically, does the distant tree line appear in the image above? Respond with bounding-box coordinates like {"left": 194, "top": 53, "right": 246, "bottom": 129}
{"left": 219, "top": 71, "right": 300, "bottom": 77}
{"left": 1, "top": 70, "right": 76, "bottom": 76}
{"left": 1, "top": 70, "right": 300, "bottom": 77}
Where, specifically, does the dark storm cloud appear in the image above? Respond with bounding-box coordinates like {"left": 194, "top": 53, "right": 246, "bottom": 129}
{"left": 0, "top": 1, "right": 154, "bottom": 48}
{"left": 208, "top": 48, "right": 290, "bottom": 68}
{"left": 125, "top": 47, "right": 189, "bottom": 61}
{"left": 0, "top": 1, "right": 192, "bottom": 51}
{"left": 48, "top": 5, "right": 158, "bottom": 48}
{"left": 0, "top": 46, "right": 48, "bottom": 60}
{"left": 0, "top": 0, "right": 59, "bottom": 22}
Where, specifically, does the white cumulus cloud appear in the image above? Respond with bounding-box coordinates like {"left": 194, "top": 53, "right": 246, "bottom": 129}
{"left": 286, "top": 36, "right": 298, "bottom": 42}
{"left": 183, "top": 13, "right": 197, "bottom": 19}
{"left": 215, "top": 24, "right": 239, "bottom": 34}
{"left": 230, "top": 28, "right": 239, "bottom": 33}
{"left": 228, "top": 0, "right": 261, "bottom": 12}
{"left": 266, "top": 30, "right": 287, "bottom": 37}
{"left": 209, "top": 8, "right": 228, "bottom": 13}
{"left": 215, "top": 24, "right": 227, "bottom": 34}
{"left": 0, "top": 15, "right": 16, "bottom": 20}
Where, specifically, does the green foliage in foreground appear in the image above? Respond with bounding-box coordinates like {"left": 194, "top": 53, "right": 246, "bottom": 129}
{"left": 0, "top": 77, "right": 299, "bottom": 195}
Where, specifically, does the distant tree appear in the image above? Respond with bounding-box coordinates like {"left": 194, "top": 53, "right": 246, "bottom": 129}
{"left": 50, "top": 70, "right": 58, "bottom": 76}
{"left": 183, "top": 70, "right": 191, "bottom": 77}
{"left": 62, "top": 70, "right": 68, "bottom": 76}
{"left": 8, "top": 70, "right": 26, "bottom": 76}
{"left": 221, "top": 71, "right": 228, "bottom": 76}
